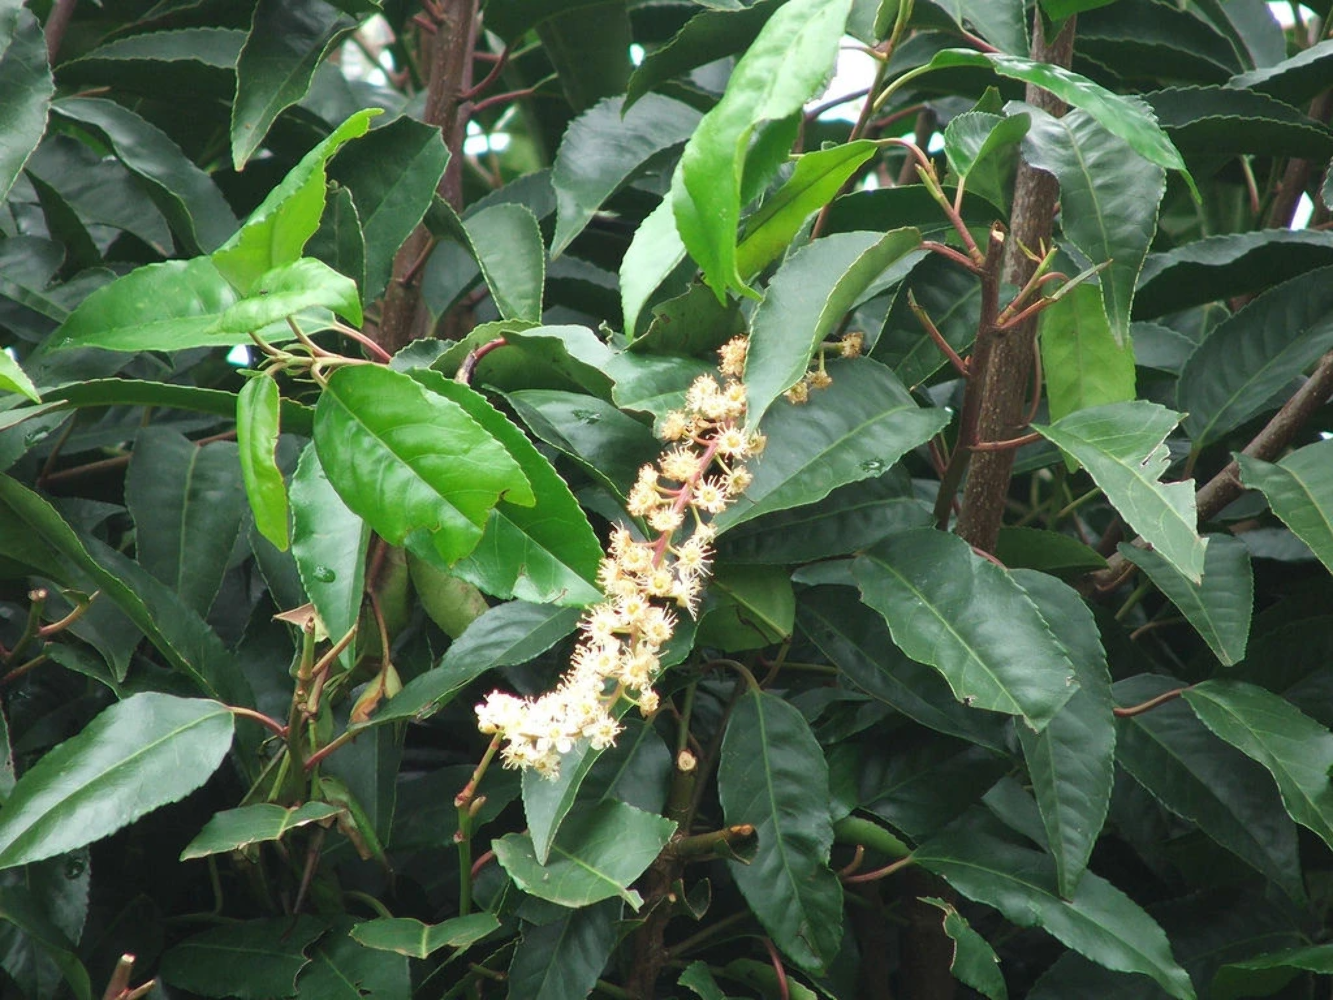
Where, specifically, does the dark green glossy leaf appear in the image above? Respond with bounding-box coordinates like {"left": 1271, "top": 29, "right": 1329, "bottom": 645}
{"left": 1022, "top": 106, "right": 1165, "bottom": 344}
{"left": 232, "top": 0, "right": 355, "bottom": 169}
{"left": 409, "top": 371, "right": 601, "bottom": 606}
{"left": 551, "top": 94, "right": 702, "bottom": 258}
{"left": 915, "top": 814, "right": 1195, "bottom": 999}
{"left": 313, "top": 364, "right": 531, "bottom": 560}
{"left": 294, "top": 928, "right": 409, "bottom": 1000}
{"left": 718, "top": 357, "right": 949, "bottom": 530}
{"left": 719, "top": 689, "right": 842, "bottom": 973}
{"left": 921, "top": 896, "right": 1009, "bottom": 1000}
{"left": 1145, "top": 85, "right": 1333, "bottom": 160}
{"left": 0, "top": 886, "right": 91, "bottom": 1000}
{"left": 1184, "top": 679, "right": 1333, "bottom": 852}
{"left": 1230, "top": 37, "right": 1333, "bottom": 106}
{"left": 1121, "top": 535, "right": 1253, "bottom": 665}
{"left": 1179, "top": 266, "right": 1333, "bottom": 447}
{"left": 125, "top": 428, "right": 246, "bottom": 617}
{"left": 290, "top": 441, "right": 368, "bottom": 663}
{"left": 942, "top": 110, "right": 1029, "bottom": 212}
{"left": 536, "top": 0, "right": 632, "bottom": 111}
{"left": 874, "top": 251, "right": 977, "bottom": 389}
{"left": 237, "top": 375, "right": 290, "bottom": 551}
{"left": 1213, "top": 944, "right": 1333, "bottom": 1000}
{"left": 0, "top": 695, "right": 234, "bottom": 869}
{"left": 52, "top": 97, "right": 237, "bottom": 254}
{"left": 350, "top": 913, "right": 498, "bottom": 958}
{"left": 745, "top": 228, "right": 921, "bottom": 427}
{"left": 1076, "top": 0, "right": 1242, "bottom": 84}
{"left": 214, "top": 108, "right": 378, "bottom": 294}
{"left": 41, "top": 378, "right": 313, "bottom": 435}
{"left": 1115, "top": 674, "right": 1305, "bottom": 903}
{"left": 58, "top": 27, "right": 241, "bottom": 102}
{"left": 507, "top": 901, "right": 619, "bottom": 1000}
{"left": 632, "top": 282, "right": 746, "bottom": 357}
{"left": 853, "top": 530, "right": 1078, "bottom": 731}
{"left": 161, "top": 916, "right": 325, "bottom": 1000}
{"left": 1034, "top": 402, "right": 1206, "bottom": 584}
{"left": 213, "top": 258, "right": 363, "bottom": 334}
{"left": 307, "top": 185, "right": 365, "bottom": 293}
{"left": 493, "top": 800, "right": 674, "bottom": 909}
{"left": 673, "top": 0, "right": 853, "bottom": 300}
{"left": 993, "top": 528, "right": 1107, "bottom": 575}
{"left": 1013, "top": 569, "right": 1115, "bottom": 899}
{"left": 327, "top": 116, "right": 448, "bottom": 300}
{"left": 1039, "top": 283, "right": 1137, "bottom": 421}
{"left": 929, "top": 0, "right": 1027, "bottom": 55}
{"left": 698, "top": 564, "right": 795, "bottom": 651}
{"left": 466, "top": 203, "right": 545, "bottom": 324}
{"left": 181, "top": 802, "right": 341, "bottom": 860}
{"left": 0, "top": 5, "right": 52, "bottom": 203}
{"left": 679, "top": 961, "right": 738, "bottom": 1000}
{"left": 1238, "top": 439, "right": 1333, "bottom": 577}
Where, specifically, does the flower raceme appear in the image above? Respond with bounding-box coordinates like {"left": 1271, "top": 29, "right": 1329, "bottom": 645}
{"left": 474, "top": 337, "right": 763, "bottom": 778}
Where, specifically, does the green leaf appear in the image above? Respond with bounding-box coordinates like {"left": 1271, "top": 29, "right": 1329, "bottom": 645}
{"left": 1238, "top": 439, "right": 1333, "bottom": 577}
{"left": 493, "top": 800, "right": 675, "bottom": 909}
{"left": 212, "top": 258, "right": 363, "bottom": 334}
{"left": 181, "top": 803, "right": 341, "bottom": 860}
{"left": 0, "top": 351, "right": 38, "bottom": 403}
{"left": 920, "top": 896, "right": 1009, "bottom": 1000}
{"left": 1076, "top": 0, "right": 1242, "bottom": 84}
{"left": 52, "top": 97, "right": 236, "bottom": 254}
{"left": 308, "top": 185, "right": 366, "bottom": 293}
{"left": 466, "top": 203, "right": 546, "bottom": 324}
{"left": 929, "top": 0, "right": 1027, "bottom": 55}
{"left": 719, "top": 689, "right": 843, "bottom": 973}
{"left": 327, "top": 115, "right": 449, "bottom": 300}
{"left": 744, "top": 228, "right": 921, "bottom": 427}
{"left": 0, "top": 5, "right": 52, "bottom": 203}
{"left": 620, "top": 196, "right": 687, "bottom": 336}
{"left": 993, "top": 528, "right": 1108, "bottom": 575}
{"left": 718, "top": 357, "right": 949, "bottom": 530}
{"left": 735, "top": 142, "right": 881, "bottom": 277}
{"left": 290, "top": 441, "right": 369, "bottom": 665}
{"left": 853, "top": 530, "right": 1080, "bottom": 730}
{"left": 1039, "top": 283, "right": 1137, "bottom": 422}
{"left": 1229, "top": 37, "right": 1333, "bottom": 106}
{"left": 0, "top": 694, "right": 234, "bottom": 870}
{"left": 294, "top": 928, "right": 409, "bottom": 1000}
{"left": 1115, "top": 675, "right": 1305, "bottom": 903}
{"left": 507, "top": 901, "right": 620, "bottom": 1000}
{"left": 698, "top": 564, "right": 796, "bottom": 651}
{"left": 372, "top": 600, "right": 581, "bottom": 726}
{"left": 232, "top": 0, "right": 355, "bottom": 169}
{"left": 237, "top": 375, "right": 290, "bottom": 551}
{"left": 161, "top": 916, "right": 325, "bottom": 1000}
{"left": 313, "top": 364, "right": 531, "bottom": 561}
{"left": 409, "top": 372, "right": 602, "bottom": 606}
{"left": 1120, "top": 535, "right": 1253, "bottom": 665}
{"left": 350, "top": 913, "right": 498, "bottom": 959}
{"left": 874, "top": 252, "right": 977, "bottom": 389}
{"left": 1184, "top": 679, "right": 1333, "bottom": 852}
{"left": 719, "top": 959, "right": 820, "bottom": 1000}
{"left": 214, "top": 108, "right": 379, "bottom": 294}
{"left": 0, "top": 887, "right": 92, "bottom": 1000}
{"left": 58, "top": 27, "right": 241, "bottom": 102}
{"left": 673, "top": 0, "right": 854, "bottom": 300}
{"left": 1022, "top": 107, "right": 1165, "bottom": 344}
{"left": 942, "top": 110, "right": 1029, "bottom": 212}
{"left": 625, "top": 0, "right": 786, "bottom": 109}
{"left": 679, "top": 961, "right": 739, "bottom": 1000}
{"left": 1145, "top": 85, "right": 1333, "bottom": 160}
{"left": 42, "top": 378, "right": 313, "bottom": 435}
{"left": 1034, "top": 401, "right": 1206, "bottom": 584}
{"left": 1213, "top": 944, "right": 1333, "bottom": 1000}
{"left": 1179, "top": 266, "right": 1333, "bottom": 447}
{"left": 914, "top": 814, "right": 1196, "bottom": 999}
{"left": 551, "top": 94, "right": 702, "bottom": 258}
{"left": 1012, "top": 569, "right": 1115, "bottom": 899}
{"left": 125, "top": 428, "right": 246, "bottom": 617}
{"left": 536, "top": 1, "right": 632, "bottom": 112}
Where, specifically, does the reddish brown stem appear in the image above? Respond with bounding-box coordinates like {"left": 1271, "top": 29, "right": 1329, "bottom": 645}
{"left": 455, "top": 336, "right": 508, "bottom": 384}
{"left": 762, "top": 937, "right": 791, "bottom": 1000}
{"left": 842, "top": 855, "right": 913, "bottom": 884}
{"left": 460, "top": 43, "right": 510, "bottom": 99}
{"left": 969, "top": 431, "right": 1042, "bottom": 452}
{"left": 229, "top": 706, "right": 289, "bottom": 738}
{"left": 1114, "top": 686, "right": 1191, "bottom": 718}
{"left": 909, "top": 291, "right": 969, "bottom": 376}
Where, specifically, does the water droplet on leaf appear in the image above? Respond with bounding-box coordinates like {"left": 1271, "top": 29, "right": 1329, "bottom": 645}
{"left": 312, "top": 565, "right": 336, "bottom": 583}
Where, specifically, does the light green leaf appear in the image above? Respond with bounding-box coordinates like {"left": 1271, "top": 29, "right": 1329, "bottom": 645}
{"left": 1039, "top": 283, "right": 1137, "bottom": 422}
{"left": 921, "top": 896, "right": 1009, "bottom": 1000}
{"left": 744, "top": 228, "right": 921, "bottom": 428}
{"left": 719, "top": 689, "right": 843, "bottom": 973}
{"left": 673, "top": 0, "right": 854, "bottom": 300}
{"left": 466, "top": 203, "right": 546, "bottom": 324}
{"left": 1034, "top": 401, "right": 1206, "bottom": 584}
{"left": 214, "top": 108, "right": 379, "bottom": 294}
{"left": 620, "top": 195, "right": 686, "bottom": 336}
{"left": 161, "top": 916, "right": 324, "bottom": 1000}
{"left": 1238, "top": 439, "right": 1333, "bottom": 577}
{"left": 232, "top": 0, "right": 355, "bottom": 169}
{"left": 853, "top": 530, "right": 1078, "bottom": 731}
{"left": 237, "top": 375, "right": 290, "bottom": 551}
{"left": 1120, "top": 535, "right": 1253, "bottom": 665}
{"left": 493, "top": 800, "right": 675, "bottom": 909}
{"left": 1022, "top": 107, "right": 1165, "bottom": 343}
{"left": 718, "top": 357, "right": 949, "bottom": 530}
{"left": 313, "top": 364, "right": 532, "bottom": 561}
{"left": 1180, "top": 266, "right": 1333, "bottom": 447}
{"left": 181, "top": 803, "right": 341, "bottom": 860}
{"left": 1184, "top": 679, "right": 1333, "bottom": 852}
{"left": 350, "top": 913, "right": 498, "bottom": 959}
{"left": 735, "top": 141, "right": 880, "bottom": 278}
{"left": 0, "top": 695, "right": 234, "bottom": 870}
{"left": 551, "top": 94, "right": 702, "bottom": 258}
{"left": 0, "top": 350, "right": 38, "bottom": 403}
{"left": 0, "top": 4, "right": 52, "bottom": 203}
{"left": 211, "top": 257, "right": 362, "bottom": 334}
{"left": 915, "top": 814, "right": 1195, "bottom": 999}
{"left": 507, "top": 901, "right": 620, "bottom": 1000}
{"left": 942, "top": 110, "right": 1029, "bottom": 212}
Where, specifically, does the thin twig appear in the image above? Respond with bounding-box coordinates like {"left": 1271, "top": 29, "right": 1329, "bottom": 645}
{"left": 1114, "top": 686, "right": 1191, "bottom": 718}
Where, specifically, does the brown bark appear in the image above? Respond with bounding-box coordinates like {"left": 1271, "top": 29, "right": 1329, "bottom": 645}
{"left": 955, "top": 15, "right": 1077, "bottom": 553}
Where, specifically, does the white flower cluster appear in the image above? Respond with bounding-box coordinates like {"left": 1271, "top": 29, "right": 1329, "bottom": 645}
{"left": 474, "top": 337, "right": 764, "bottom": 778}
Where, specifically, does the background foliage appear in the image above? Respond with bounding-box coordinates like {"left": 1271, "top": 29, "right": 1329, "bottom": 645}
{"left": 2, "top": 0, "right": 1333, "bottom": 997}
